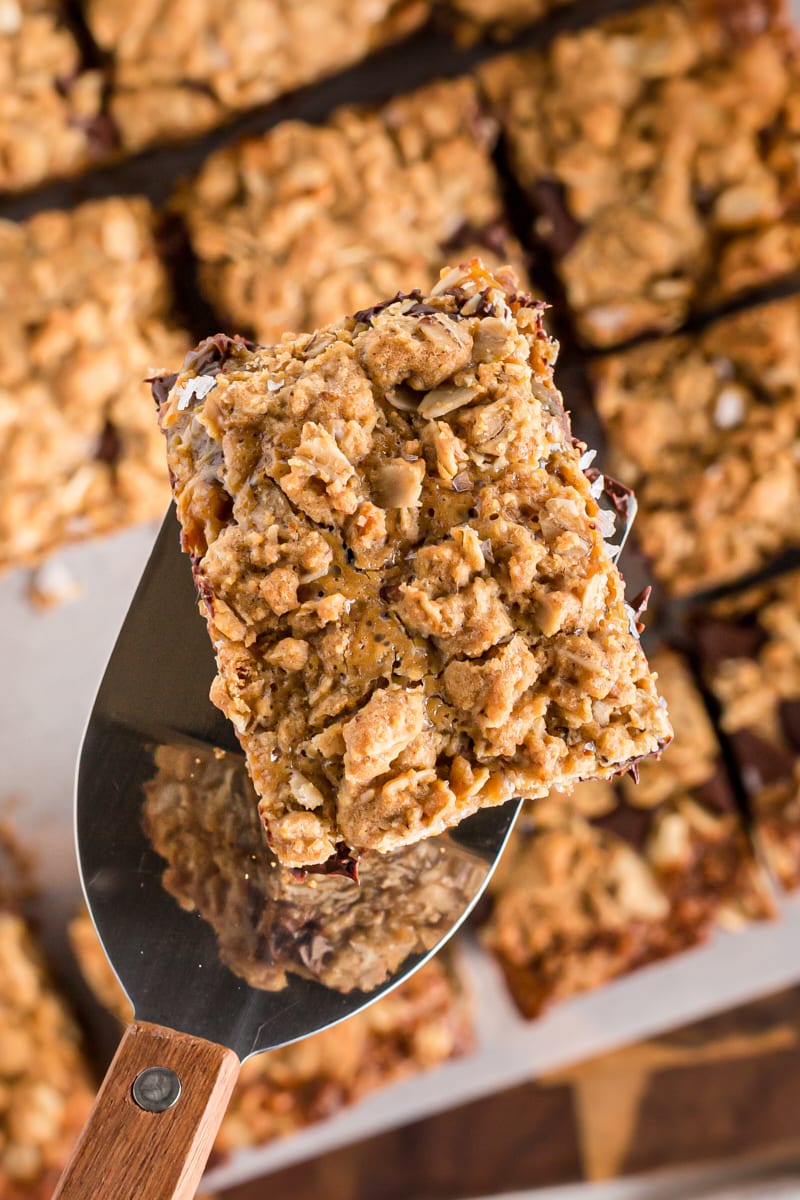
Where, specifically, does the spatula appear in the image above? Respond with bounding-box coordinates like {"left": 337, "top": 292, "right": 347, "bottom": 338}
{"left": 53, "top": 510, "right": 522, "bottom": 1200}
{"left": 56, "top": 459, "right": 636, "bottom": 1200}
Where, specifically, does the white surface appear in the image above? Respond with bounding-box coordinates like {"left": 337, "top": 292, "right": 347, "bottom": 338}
{"left": 0, "top": 524, "right": 159, "bottom": 963}
{"left": 3, "top": 526, "right": 800, "bottom": 1194}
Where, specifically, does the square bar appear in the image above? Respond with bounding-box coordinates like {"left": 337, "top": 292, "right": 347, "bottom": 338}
{"left": 0, "top": 0, "right": 108, "bottom": 192}
{"left": 177, "top": 77, "right": 528, "bottom": 343}
{"left": 0, "top": 196, "right": 189, "bottom": 571}
{"left": 155, "top": 260, "right": 671, "bottom": 868}
{"left": 84, "top": 0, "right": 430, "bottom": 152}
{"left": 698, "top": 569, "right": 800, "bottom": 892}
{"left": 591, "top": 296, "right": 800, "bottom": 596}
{"left": 0, "top": 910, "right": 94, "bottom": 1198}
{"left": 480, "top": 0, "right": 800, "bottom": 347}
{"left": 483, "top": 649, "right": 773, "bottom": 1018}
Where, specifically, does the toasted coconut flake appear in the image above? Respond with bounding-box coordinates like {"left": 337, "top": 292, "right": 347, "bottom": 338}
{"left": 176, "top": 374, "right": 218, "bottom": 410}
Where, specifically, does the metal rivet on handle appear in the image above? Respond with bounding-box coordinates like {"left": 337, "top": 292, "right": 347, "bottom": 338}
{"left": 131, "top": 1066, "right": 182, "bottom": 1113}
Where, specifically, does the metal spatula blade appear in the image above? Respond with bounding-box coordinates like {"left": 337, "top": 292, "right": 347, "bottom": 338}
{"left": 57, "top": 510, "right": 520, "bottom": 1200}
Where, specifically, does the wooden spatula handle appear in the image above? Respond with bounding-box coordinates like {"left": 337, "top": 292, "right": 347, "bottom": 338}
{"left": 52, "top": 1021, "right": 240, "bottom": 1200}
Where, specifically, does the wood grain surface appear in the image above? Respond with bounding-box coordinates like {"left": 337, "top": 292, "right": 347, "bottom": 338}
{"left": 218, "top": 987, "right": 800, "bottom": 1200}
{"left": 53, "top": 1022, "right": 240, "bottom": 1200}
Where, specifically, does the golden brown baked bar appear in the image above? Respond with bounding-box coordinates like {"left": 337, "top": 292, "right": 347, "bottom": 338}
{"left": 154, "top": 260, "right": 671, "bottom": 869}
{"left": 70, "top": 909, "right": 471, "bottom": 1158}
{"left": 0, "top": 0, "right": 108, "bottom": 192}
{"left": 698, "top": 569, "right": 800, "bottom": 892}
{"left": 84, "top": 0, "right": 430, "bottom": 152}
{"left": 0, "top": 196, "right": 189, "bottom": 571}
{"left": 591, "top": 296, "right": 800, "bottom": 596}
{"left": 483, "top": 649, "right": 773, "bottom": 1018}
{"left": 140, "top": 743, "right": 486, "bottom": 992}
{"left": 480, "top": 0, "right": 800, "bottom": 347}
{"left": 0, "top": 911, "right": 94, "bottom": 1199}
{"left": 177, "top": 77, "right": 527, "bottom": 342}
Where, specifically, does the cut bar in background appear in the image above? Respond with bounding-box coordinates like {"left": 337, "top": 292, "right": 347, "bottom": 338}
{"left": 0, "top": 195, "right": 188, "bottom": 572}
{"left": 0, "top": 0, "right": 108, "bottom": 193}
{"left": 481, "top": 648, "right": 774, "bottom": 1018}
{"left": 81, "top": 0, "right": 431, "bottom": 153}
{"left": 480, "top": 0, "right": 800, "bottom": 347}
{"left": 698, "top": 568, "right": 800, "bottom": 893}
{"left": 590, "top": 295, "right": 800, "bottom": 596}
{"left": 0, "top": 909, "right": 95, "bottom": 1200}
{"left": 176, "top": 77, "right": 528, "bottom": 341}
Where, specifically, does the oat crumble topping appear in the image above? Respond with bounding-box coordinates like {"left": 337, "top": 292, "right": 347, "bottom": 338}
{"left": 177, "top": 77, "right": 527, "bottom": 343}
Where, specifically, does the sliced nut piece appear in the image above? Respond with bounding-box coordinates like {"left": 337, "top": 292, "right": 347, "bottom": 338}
{"left": 418, "top": 385, "right": 481, "bottom": 420}
{"left": 472, "top": 315, "right": 513, "bottom": 362}
{"left": 431, "top": 265, "right": 471, "bottom": 295}
{"left": 303, "top": 332, "right": 336, "bottom": 358}
{"left": 373, "top": 459, "right": 426, "bottom": 508}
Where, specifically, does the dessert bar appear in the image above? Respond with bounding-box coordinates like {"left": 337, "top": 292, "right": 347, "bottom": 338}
{"left": 154, "top": 260, "right": 671, "bottom": 868}
{"left": 591, "top": 296, "right": 800, "bottom": 596}
{"left": 0, "top": 196, "right": 189, "bottom": 571}
{"left": 698, "top": 569, "right": 800, "bottom": 892}
{"left": 0, "top": 0, "right": 107, "bottom": 192}
{"left": 177, "top": 77, "right": 527, "bottom": 342}
{"left": 483, "top": 649, "right": 772, "bottom": 1017}
{"left": 84, "top": 0, "right": 430, "bottom": 152}
{"left": 0, "top": 911, "right": 94, "bottom": 1199}
{"left": 480, "top": 0, "right": 800, "bottom": 347}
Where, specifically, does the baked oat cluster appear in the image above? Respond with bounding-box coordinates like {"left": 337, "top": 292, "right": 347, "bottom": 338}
{"left": 141, "top": 744, "right": 486, "bottom": 992}
{"left": 178, "top": 78, "right": 526, "bottom": 342}
{"left": 0, "top": 0, "right": 107, "bottom": 192}
{"left": 0, "top": 195, "right": 189, "bottom": 570}
{"left": 0, "top": 911, "right": 94, "bottom": 1199}
{"left": 592, "top": 296, "right": 800, "bottom": 595}
{"left": 70, "top": 906, "right": 470, "bottom": 1159}
{"left": 84, "top": 0, "right": 429, "bottom": 151}
{"left": 156, "top": 260, "right": 671, "bottom": 869}
{"left": 483, "top": 649, "right": 772, "bottom": 1017}
{"left": 441, "top": 0, "right": 576, "bottom": 42}
{"left": 700, "top": 569, "right": 800, "bottom": 891}
{"left": 480, "top": 0, "right": 800, "bottom": 347}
